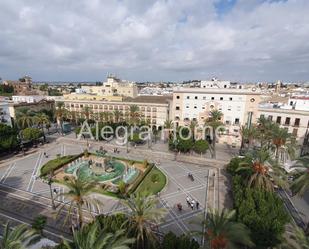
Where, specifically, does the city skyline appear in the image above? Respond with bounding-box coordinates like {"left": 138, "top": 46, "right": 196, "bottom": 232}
{"left": 1, "top": 0, "right": 309, "bottom": 82}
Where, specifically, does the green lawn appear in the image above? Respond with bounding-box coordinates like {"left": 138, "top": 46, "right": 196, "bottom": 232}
{"left": 135, "top": 167, "right": 167, "bottom": 195}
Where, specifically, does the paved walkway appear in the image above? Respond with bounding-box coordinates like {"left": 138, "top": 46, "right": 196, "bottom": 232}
{"left": 0, "top": 137, "right": 229, "bottom": 236}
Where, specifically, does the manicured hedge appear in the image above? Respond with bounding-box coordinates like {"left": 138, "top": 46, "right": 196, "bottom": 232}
{"left": 127, "top": 163, "right": 154, "bottom": 195}
{"left": 40, "top": 154, "right": 82, "bottom": 176}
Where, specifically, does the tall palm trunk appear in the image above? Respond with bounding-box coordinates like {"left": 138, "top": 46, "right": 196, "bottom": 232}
{"left": 41, "top": 125, "right": 46, "bottom": 142}
{"left": 212, "top": 130, "right": 216, "bottom": 159}
{"left": 77, "top": 203, "right": 83, "bottom": 228}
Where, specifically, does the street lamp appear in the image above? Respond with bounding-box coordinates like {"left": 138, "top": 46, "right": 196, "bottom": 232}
{"left": 46, "top": 172, "right": 56, "bottom": 210}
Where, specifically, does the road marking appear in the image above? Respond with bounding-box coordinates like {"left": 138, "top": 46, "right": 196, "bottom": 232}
{"left": 0, "top": 163, "right": 16, "bottom": 183}
{"left": 27, "top": 152, "right": 42, "bottom": 192}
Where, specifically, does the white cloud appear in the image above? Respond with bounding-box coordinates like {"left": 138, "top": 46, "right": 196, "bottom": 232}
{"left": 0, "top": 0, "right": 308, "bottom": 82}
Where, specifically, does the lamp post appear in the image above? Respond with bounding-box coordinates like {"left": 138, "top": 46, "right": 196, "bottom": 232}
{"left": 47, "top": 172, "right": 56, "bottom": 210}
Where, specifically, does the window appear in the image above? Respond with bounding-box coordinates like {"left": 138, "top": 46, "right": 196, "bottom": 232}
{"left": 224, "top": 85, "right": 227, "bottom": 88}
{"left": 176, "top": 96, "right": 180, "bottom": 99}
{"left": 192, "top": 118, "right": 197, "bottom": 121}
{"left": 202, "top": 106, "right": 205, "bottom": 109}
{"left": 186, "top": 106, "right": 189, "bottom": 109}
{"left": 294, "top": 118, "right": 300, "bottom": 127}
{"left": 234, "top": 118, "right": 240, "bottom": 125}
{"left": 268, "top": 115, "right": 273, "bottom": 121}
{"left": 187, "top": 96, "right": 190, "bottom": 99}
{"left": 292, "top": 128, "right": 298, "bottom": 136}
{"left": 285, "top": 117, "right": 290, "bottom": 125}
{"left": 220, "top": 97, "right": 223, "bottom": 100}
{"left": 225, "top": 120, "right": 231, "bottom": 125}
{"left": 195, "top": 96, "right": 198, "bottom": 100}
{"left": 176, "top": 106, "right": 180, "bottom": 110}
{"left": 211, "top": 97, "right": 215, "bottom": 100}
{"left": 194, "top": 106, "right": 197, "bottom": 109}
{"left": 276, "top": 116, "right": 281, "bottom": 124}
{"left": 228, "top": 106, "right": 231, "bottom": 111}
{"left": 203, "top": 96, "right": 206, "bottom": 100}
{"left": 229, "top": 97, "right": 233, "bottom": 101}
{"left": 260, "top": 114, "right": 265, "bottom": 119}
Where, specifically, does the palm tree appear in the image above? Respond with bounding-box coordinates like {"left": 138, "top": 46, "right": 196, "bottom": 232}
{"left": 271, "top": 125, "right": 296, "bottom": 160}
{"left": 33, "top": 113, "right": 50, "bottom": 142}
{"left": 275, "top": 223, "right": 309, "bottom": 249}
{"left": 257, "top": 116, "right": 276, "bottom": 148}
{"left": 204, "top": 109, "right": 224, "bottom": 159}
{"left": 55, "top": 102, "right": 67, "bottom": 134}
{"left": 82, "top": 106, "right": 92, "bottom": 120}
{"left": 57, "top": 173, "right": 101, "bottom": 228}
{"left": 163, "top": 119, "right": 173, "bottom": 141}
{"left": 113, "top": 110, "right": 122, "bottom": 123}
{"left": 291, "top": 156, "right": 309, "bottom": 196}
{"left": 194, "top": 209, "right": 254, "bottom": 249}
{"left": 68, "top": 110, "right": 78, "bottom": 125}
{"left": 16, "top": 108, "right": 33, "bottom": 129}
{"left": 239, "top": 125, "right": 257, "bottom": 152}
{"left": 129, "top": 105, "right": 140, "bottom": 125}
{"left": 99, "top": 111, "right": 109, "bottom": 123}
{"left": 121, "top": 192, "right": 167, "bottom": 249}
{"left": 237, "top": 149, "right": 288, "bottom": 192}
{"left": 189, "top": 120, "right": 198, "bottom": 141}
{"left": 1, "top": 222, "right": 40, "bottom": 249}
{"left": 63, "top": 221, "right": 134, "bottom": 249}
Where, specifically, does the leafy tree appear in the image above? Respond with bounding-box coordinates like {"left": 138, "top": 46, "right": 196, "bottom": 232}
{"left": 290, "top": 156, "right": 309, "bottom": 196}
{"left": 176, "top": 137, "right": 193, "bottom": 153}
{"left": 39, "top": 83, "right": 49, "bottom": 91}
{"left": 0, "top": 123, "right": 18, "bottom": 153}
{"left": 121, "top": 192, "right": 167, "bottom": 249}
{"left": 1, "top": 222, "right": 40, "bottom": 249}
{"left": 231, "top": 173, "right": 290, "bottom": 248}
{"left": 63, "top": 221, "right": 134, "bottom": 249}
{"left": 22, "top": 127, "right": 43, "bottom": 142}
{"left": 162, "top": 232, "right": 199, "bottom": 249}
{"left": 193, "top": 139, "right": 209, "bottom": 154}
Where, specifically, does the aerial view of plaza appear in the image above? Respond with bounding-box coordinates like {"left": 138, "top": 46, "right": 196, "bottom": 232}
{"left": 0, "top": 1, "right": 309, "bottom": 249}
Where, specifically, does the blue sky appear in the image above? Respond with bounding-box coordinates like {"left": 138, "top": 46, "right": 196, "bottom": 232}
{"left": 0, "top": 0, "right": 308, "bottom": 82}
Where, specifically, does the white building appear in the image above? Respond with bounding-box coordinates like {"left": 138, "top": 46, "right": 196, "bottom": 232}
{"left": 80, "top": 75, "right": 138, "bottom": 98}
{"left": 200, "top": 78, "right": 231, "bottom": 89}
{"left": 0, "top": 102, "right": 12, "bottom": 126}
{"left": 283, "top": 96, "right": 309, "bottom": 111}
{"left": 172, "top": 87, "right": 261, "bottom": 127}
{"left": 12, "top": 95, "right": 46, "bottom": 103}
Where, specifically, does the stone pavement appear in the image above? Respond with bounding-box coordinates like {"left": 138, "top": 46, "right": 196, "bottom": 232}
{"left": 0, "top": 136, "right": 231, "bottom": 237}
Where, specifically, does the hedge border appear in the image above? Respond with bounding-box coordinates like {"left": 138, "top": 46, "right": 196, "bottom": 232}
{"left": 40, "top": 153, "right": 83, "bottom": 177}
{"left": 127, "top": 163, "right": 154, "bottom": 195}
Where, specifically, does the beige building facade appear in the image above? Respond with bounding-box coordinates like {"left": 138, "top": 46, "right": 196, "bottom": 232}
{"left": 58, "top": 96, "right": 171, "bottom": 128}
{"left": 80, "top": 75, "right": 138, "bottom": 98}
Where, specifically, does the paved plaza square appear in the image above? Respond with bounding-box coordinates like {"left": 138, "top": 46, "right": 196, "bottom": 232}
{"left": 0, "top": 138, "right": 221, "bottom": 236}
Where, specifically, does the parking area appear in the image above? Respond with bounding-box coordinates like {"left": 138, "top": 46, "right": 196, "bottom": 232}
{"left": 0, "top": 140, "right": 214, "bottom": 236}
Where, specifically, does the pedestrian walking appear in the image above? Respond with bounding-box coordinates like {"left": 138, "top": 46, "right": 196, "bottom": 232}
{"left": 186, "top": 196, "right": 191, "bottom": 207}
{"left": 190, "top": 202, "right": 194, "bottom": 210}
{"left": 196, "top": 201, "right": 199, "bottom": 209}
{"left": 191, "top": 199, "right": 195, "bottom": 209}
